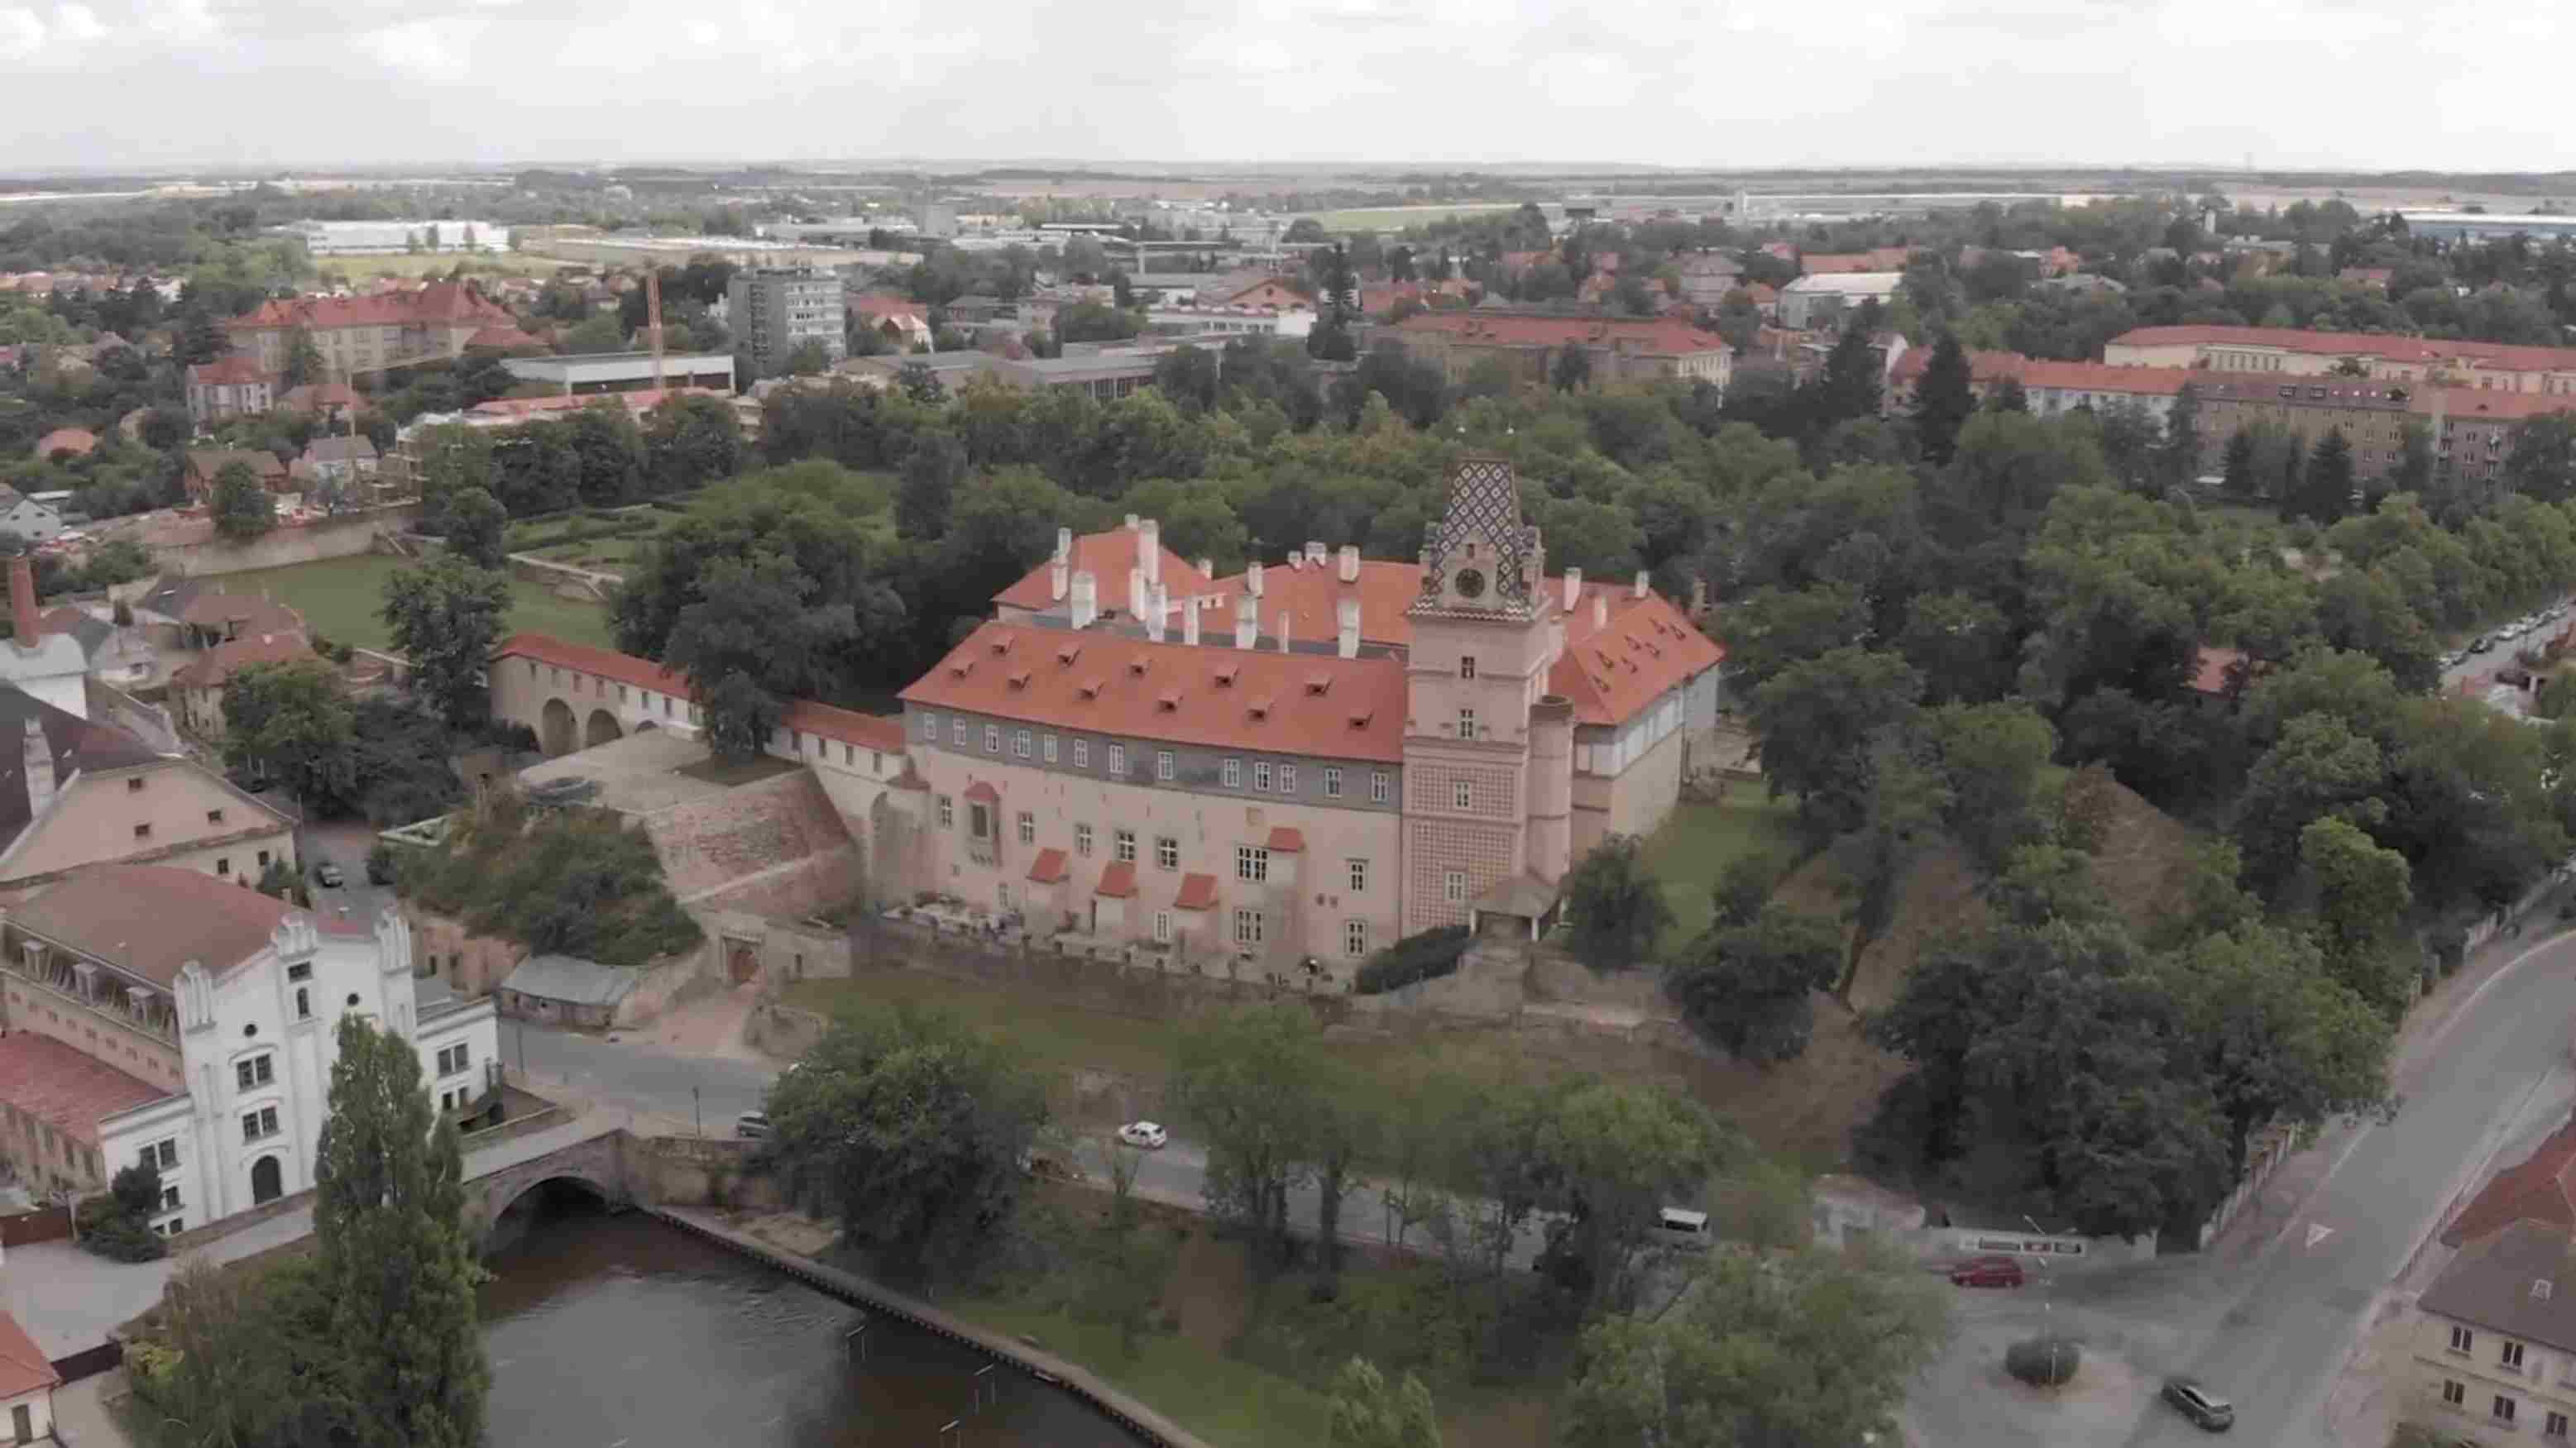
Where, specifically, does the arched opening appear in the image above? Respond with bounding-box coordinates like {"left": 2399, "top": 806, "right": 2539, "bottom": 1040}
{"left": 727, "top": 942, "right": 759, "bottom": 985}
{"left": 539, "top": 698, "right": 576, "bottom": 757}
{"left": 584, "top": 709, "right": 623, "bottom": 748}
{"left": 250, "top": 1154, "right": 283, "bottom": 1206}
{"left": 634, "top": 720, "right": 658, "bottom": 734}
{"left": 486, "top": 1175, "right": 610, "bottom": 1256}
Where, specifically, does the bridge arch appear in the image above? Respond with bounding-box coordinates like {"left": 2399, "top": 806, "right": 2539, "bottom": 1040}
{"left": 584, "top": 708, "right": 623, "bottom": 748}
{"left": 539, "top": 698, "right": 577, "bottom": 757}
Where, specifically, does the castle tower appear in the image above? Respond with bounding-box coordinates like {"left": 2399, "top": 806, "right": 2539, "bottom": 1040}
{"left": 1401, "top": 456, "right": 1560, "bottom": 937}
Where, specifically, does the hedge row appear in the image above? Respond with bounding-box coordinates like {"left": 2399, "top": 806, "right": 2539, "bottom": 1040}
{"left": 1354, "top": 925, "right": 1472, "bottom": 996}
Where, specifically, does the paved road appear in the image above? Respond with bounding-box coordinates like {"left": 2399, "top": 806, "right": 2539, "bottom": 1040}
{"left": 2440, "top": 601, "right": 2573, "bottom": 689}
{"left": 2128, "top": 928, "right": 2576, "bottom": 1448}
{"left": 502, "top": 1015, "right": 776, "bottom": 1136}
{"left": 296, "top": 820, "right": 393, "bottom": 929}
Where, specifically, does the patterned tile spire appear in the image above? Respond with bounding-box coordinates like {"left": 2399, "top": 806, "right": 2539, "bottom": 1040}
{"left": 1412, "top": 455, "right": 1544, "bottom": 620}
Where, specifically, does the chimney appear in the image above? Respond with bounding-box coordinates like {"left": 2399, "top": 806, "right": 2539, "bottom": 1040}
{"left": 1147, "top": 582, "right": 1169, "bottom": 643}
{"left": 1337, "top": 598, "right": 1361, "bottom": 658}
{"left": 1140, "top": 519, "right": 1161, "bottom": 585}
{"left": 1124, "top": 513, "right": 1140, "bottom": 530}
{"left": 1050, "top": 560, "right": 1069, "bottom": 603}
{"left": 1054, "top": 527, "right": 1072, "bottom": 564}
{"left": 1276, "top": 610, "right": 1292, "bottom": 654}
{"left": 1287, "top": 551, "right": 1304, "bottom": 571}
{"left": 1234, "top": 610, "right": 1258, "bottom": 650}
{"left": 8, "top": 557, "right": 34, "bottom": 648}
{"left": 1184, "top": 598, "right": 1201, "bottom": 647}
{"left": 1247, "top": 561, "right": 1265, "bottom": 599}
{"left": 1338, "top": 544, "right": 1360, "bottom": 582}
{"left": 1070, "top": 570, "right": 1099, "bottom": 630}
{"left": 1305, "top": 541, "right": 1327, "bottom": 566}
{"left": 1592, "top": 593, "right": 1608, "bottom": 631}
{"left": 1563, "top": 567, "right": 1582, "bottom": 613}
{"left": 22, "top": 720, "right": 51, "bottom": 816}
{"left": 1632, "top": 570, "right": 1650, "bottom": 600}
{"left": 1128, "top": 566, "right": 1147, "bottom": 622}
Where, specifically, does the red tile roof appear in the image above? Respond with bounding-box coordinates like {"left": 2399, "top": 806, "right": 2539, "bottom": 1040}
{"left": 994, "top": 528, "right": 1215, "bottom": 612}
{"left": 1394, "top": 311, "right": 1727, "bottom": 357}
{"left": 13, "top": 864, "right": 372, "bottom": 989}
{"left": 1549, "top": 585, "right": 1727, "bottom": 728}
{"left": 1173, "top": 872, "right": 1218, "bottom": 910}
{"left": 1027, "top": 846, "right": 1069, "bottom": 884}
{"left": 170, "top": 628, "right": 317, "bottom": 689}
{"left": 852, "top": 293, "right": 928, "bottom": 322}
{"left": 2189, "top": 646, "right": 2248, "bottom": 696}
{"left": 1202, "top": 559, "right": 1426, "bottom": 648}
{"left": 1095, "top": 861, "right": 1137, "bottom": 898}
{"left": 277, "top": 381, "right": 361, "bottom": 411}
{"left": 226, "top": 280, "right": 515, "bottom": 333}
{"left": 2017, "top": 360, "right": 2202, "bottom": 396}
{"left": 0, "top": 1030, "right": 167, "bottom": 1147}
{"left": 494, "top": 632, "right": 692, "bottom": 696}
{"left": 782, "top": 698, "right": 906, "bottom": 753}
{"left": 189, "top": 354, "right": 269, "bottom": 385}
{"left": 1888, "top": 347, "right": 2028, "bottom": 389}
{"left": 34, "top": 426, "right": 97, "bottom": 457}
{"left": 901, "top": 620, "right": 1410, "bottom": 761}
{"left": 465, "top": 324, "right": 543, "bottom": 351}
{"left": 0, "top": 1310, "right": 59, "bottom": 1400}
{"left": 2109, "top": 324, "right": 2576, "bottom": 376}
{"left": 1265, "top": 826, "right": 1305, "bottom": 853}
{"left": 963, "top": 781, "right": 1000, "bottom": 804}
{"left": 2446, "top": 1114, "right": 2576, "bottom": 1246}
{"left": 1803, "top": 248, "right": 1914, "bottom": 275}
{"left": 466, "top": 388, "right": 719, "bottom": 419}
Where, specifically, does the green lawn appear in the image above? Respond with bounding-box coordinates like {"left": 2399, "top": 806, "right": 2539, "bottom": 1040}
{"left": 314, "top": 252, "right": 572, "bottom": 282}
{"left": 949, "top": 1298, "right": 1337, "bottom": 1448}
{"left": 210, "top": 554, "right": 615, "bottom": 653}
{"left": 1305, "top": 203, "right": 1523, "bottom": 232}
{"left": 1638, "top": 793, "right": 1803, "bottom": 950}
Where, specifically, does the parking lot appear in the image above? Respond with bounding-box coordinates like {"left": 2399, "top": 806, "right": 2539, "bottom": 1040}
{"left": 2440, "top": 597, "right": 2574, "bottom": 686}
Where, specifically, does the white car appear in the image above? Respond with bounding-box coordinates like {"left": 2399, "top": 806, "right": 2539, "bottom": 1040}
{"left": 1116, "top": 1121, "right": 1169, "bottom": 1149}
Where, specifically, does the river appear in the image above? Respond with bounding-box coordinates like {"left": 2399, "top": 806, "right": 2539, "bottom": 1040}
{"left": 477, "top": 1192, "right": 1145, "bottom": 1448}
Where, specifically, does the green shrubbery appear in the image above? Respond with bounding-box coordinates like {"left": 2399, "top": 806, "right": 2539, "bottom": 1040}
{"left": 78, "top": 1161, "right": 168, "bottom": 1262}
{"left": 395, "top": 790, "right": 701, "bottom": 964}
{"left": 2004, "top": 1335, "right": 2082, "bottom": 1387}
{"left": 1353, "top": 925, "right": 1471, "bottom": 995}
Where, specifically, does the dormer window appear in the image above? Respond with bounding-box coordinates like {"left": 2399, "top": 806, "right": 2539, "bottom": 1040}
{"left": 1304, "top": 674, "right": 1331, "bottom": 696}
{"left": 1128, "top": 657, "right": 1149, "bottom": 676}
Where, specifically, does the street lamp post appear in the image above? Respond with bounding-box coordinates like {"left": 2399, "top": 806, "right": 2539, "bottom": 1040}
{"left": 2023, "top": 1213, "right": 2066, "bottom": 1384}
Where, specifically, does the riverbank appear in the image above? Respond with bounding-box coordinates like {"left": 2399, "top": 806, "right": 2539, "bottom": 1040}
{"left": 721, "top": 1188, "right": 1563, "bottom": 1448}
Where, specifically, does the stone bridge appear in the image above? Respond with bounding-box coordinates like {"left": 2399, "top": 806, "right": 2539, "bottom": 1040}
{"left": 457, "top": 1113, "right": 771, "bottom": 1242}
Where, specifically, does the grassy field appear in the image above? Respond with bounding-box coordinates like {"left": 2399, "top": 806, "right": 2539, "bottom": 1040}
{"left": 212, "top": 554, "right": 615, "bottom": 652}
{"left": 1305, "top": 203, "right": 1523, "bottom": 232}
{"left": 1638, "top": 791, "right": 1802, "bottom": 952}
{"left": 314, "top": 252, "right": 571, "bottom": 282}
{"left": 953, "top": 1295, "right": 1340, "bottom": 1448}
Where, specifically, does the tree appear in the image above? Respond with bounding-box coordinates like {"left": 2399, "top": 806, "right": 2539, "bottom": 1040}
{"left": 766, "top": 1004, "right": 1047, "bottom": 1274}
{"left": 1170, "top": 1001, "right": 1327, "bottom": 1269}
{"left": 2295, "top": 427, "right": 2357, "bottom": 525}
{"left": 312, "top": 1015, "right": 488, "bottom": 1448}
{"left": 445, "top": 485, "right": 509, "bottom": 570}
{"left": 380, "top": 557, "right": 512, "bottom": 730}
{"left": 2220, "top": 428, "right": 2258, "bottom": 499}
{"left": 2298, "top": 815, "right": 2418, "bottom": 1015}
{"left": 1329, "top": 1358, "right": 1441, "bottom": 1448}
{"left": 2157, "top": 382, "right": 2205, "bottom": 489}
{"left": 1748, "top": 647, "right": 1926, "bottom": 839}
{"left": 1927, "top": 700, "right": 2057, "bottom": 873}
{"left": 1559, "top": 834, "right": 1673, "bottom": 972}
{"left": 896, "top": 432, "right": 967, "bottom": 540}
{"left": 221, "top": 659, "right": 358, "bottom": 807}
{"left": 139, "top": 405, "right": 191, "bottom": 451}
{"left": 1667, "top": 901, "right": 1843, "bottom": 1063}
{"left": 1561, "top": 1245, "right": 1949, "bottom": 1448}
{"left": 1549, "top": 343, "right": 1593, "bottom": 392}
{"left": 211, "top": 460, "right": 275, "bottom": 540}
{"left": 663, "top": 551, "right": 869, "bottom": 760}
{"left": 1534, "top": 1077, "right": 1736, "bottom": 1312}
{"left": 558, "top": 313, "right": 625, "bottom": 354}
{"left": 280, "top": 327, "right": 325, "bottom": 389}
{"left": 1912, "top": 331, "right": 1977, "bottom": 466}
{"left": 1810, "top": 323, "right": 1884, "bottom": 428}
{"left": 644, "top": 394, "right": 745, "bottom": 495}
{"left": 782, "top": 339, "right": 831, "bottom": 377}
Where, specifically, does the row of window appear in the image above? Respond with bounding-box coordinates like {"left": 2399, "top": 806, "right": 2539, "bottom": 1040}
{"left": 941, "top": 801, "right": 1386, "bottom": 896}
{"left": 2436, "top": 1378, "right": 2564, "bottom": 1436}
{"left": 1137, "top": 906, "right": 1370, "bottom": 956}
{"left": 920, "top": 712, "right": 1391, "bottom": 801}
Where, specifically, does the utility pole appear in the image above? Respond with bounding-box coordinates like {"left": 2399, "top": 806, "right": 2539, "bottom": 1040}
{"left": 647, "top": 266, "right": 666, "bottom": 399}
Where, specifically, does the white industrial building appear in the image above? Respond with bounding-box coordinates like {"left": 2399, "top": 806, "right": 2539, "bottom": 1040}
{"left": 277, "top": 220, "right": 514, "bottom": 255}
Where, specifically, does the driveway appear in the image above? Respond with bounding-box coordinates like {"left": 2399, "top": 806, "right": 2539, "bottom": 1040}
{"left": 296, "top": 819, "right": 391, "bottom": 928}
{"left": 1902, "top": 913, "right": 2576, "bottom": 1448}
{"left": 501, "top": 1002, "right": 778, "bottom": 1138}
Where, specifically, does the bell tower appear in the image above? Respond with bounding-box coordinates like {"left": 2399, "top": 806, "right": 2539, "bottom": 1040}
{"left": 1401, "top": 456, "right": 1559, "bottom": 935}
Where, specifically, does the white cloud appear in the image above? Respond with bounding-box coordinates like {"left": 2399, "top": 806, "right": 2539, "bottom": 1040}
{"left": 4, "top": 0, "right": 2572, "bottom": 170}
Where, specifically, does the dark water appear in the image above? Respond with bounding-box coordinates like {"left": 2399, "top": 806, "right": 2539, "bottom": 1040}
{"left": 478, "top": 1200, "right": 1145, "bottom": 1448}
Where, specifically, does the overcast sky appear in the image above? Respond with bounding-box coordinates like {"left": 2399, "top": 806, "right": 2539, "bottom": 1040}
{"left": 0, "top": 0, "right": 2555, "bottom": 174}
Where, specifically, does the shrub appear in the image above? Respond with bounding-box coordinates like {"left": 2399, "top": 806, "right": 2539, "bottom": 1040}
{"left": 1354, "top": 925, "right": 1471, "bottom": 995}
{"left": 2004, "top": 1335, "right": 2081, "bottom": 1387}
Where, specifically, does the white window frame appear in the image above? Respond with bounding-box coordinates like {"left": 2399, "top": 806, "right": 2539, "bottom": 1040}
{"left": 1444, "top": 870, "right": 1468, "bottom": 904}
{"left": 937, "top": 795, "right": 955, "bottom": 829}
{"left": 1237, "top": 844, "right": 1269, "bottom": 882}
{"left": 920, "top": 711, "right": 938, "bottom": 740}
{"left": 1114, "top": 829, "right": 1137, "bottom": 863}
{"left": 1233, "top": 908, "right": 1265, "bottom": 946}
{"left": 1013, "top": 729, "right": 1032, "bottom": 759}
{"left": 1348, "top": 858, "right": 1368, "bottom": 892}
{"left": 1108, "top": 743, "right": 1128, "bottom": 775}
{"left": 1279, "top": 764, "right": 1297, "bottom": 793}
{"left": 1156, "top": 836, "right": 1179, "bottom": 871}
{"left": 1153, "top": 910, "right": 1173, "bottom": 944}
{"left": 1073, "top": 738, "right": 1090, "bottom": 768}
{"left": 240, "top": 1105, "right": 280, "bottom": 1142}
{"left": 1017, "top": 811, "right": 1036, "bottom": 846}
{"left": 1156, "top": 749, "right": 1175, "bottom": 781}
{"left": 1453, "top": 779, "right": 1472, "bottom": 810}
{"left": 1075, "top": 822, "right": 1094, "bottom": 856}
{"left": 1323, "top": 766, "right": 1343, "bottom": 798}
{"left": 952, "top": 719, "right": 968, "bottom": 747}
{"left": 1458, "top": 707, "right": 1477, "bottom": 740}
{"left": 234, "top": 1054, "right": 275, "bottom": 1092}
{"left": 1344, "top": 919, "right": 1369, "bottom": 957}
{"left": 1223, "top": 758, "right": 1242, "bottom": 788}
{"left": 985, "top": 724, "right": 1002, "bottom": 754}
{"left": 1253, "top": 761, "right": 1272, "bottom": 791}
{"left": 1043, "top": 734, "right": 1059, "bottom": 763}
{"left": 1371, "top": 771, "right": 1391, "bottom": 805}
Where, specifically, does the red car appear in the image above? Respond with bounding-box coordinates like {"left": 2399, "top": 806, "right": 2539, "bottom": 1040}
{"left": 1950, "top": 1254, "right": 2026, "bottom": 1288}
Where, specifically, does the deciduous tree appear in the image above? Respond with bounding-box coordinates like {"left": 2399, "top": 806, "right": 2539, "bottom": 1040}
{"left": 1559, "top": 834, "right": 1673, "bottom": 972}
{"left": 381, "top": 557, "right": 511, "bottom": 730}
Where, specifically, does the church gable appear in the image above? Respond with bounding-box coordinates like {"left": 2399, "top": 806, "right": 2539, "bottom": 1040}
{"left": 1412, "top": 456, "right": 1545, "bottom": 620}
